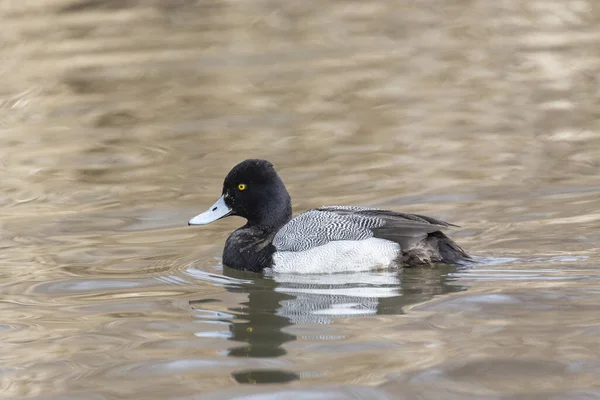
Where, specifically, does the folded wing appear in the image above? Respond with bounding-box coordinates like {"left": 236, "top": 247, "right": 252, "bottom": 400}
{"left": 273, "top": 205, "right": 455, "bottom": 252}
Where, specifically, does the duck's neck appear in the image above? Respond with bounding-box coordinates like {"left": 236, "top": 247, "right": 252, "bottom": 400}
{"left": 245, "top": 182, "right": 292, "bottom": 233}
{"left": 225, "top": 201, "right": 291, "bottom": 272}
{"left": 247, "top": 197, "right": 292, "bottom": 233}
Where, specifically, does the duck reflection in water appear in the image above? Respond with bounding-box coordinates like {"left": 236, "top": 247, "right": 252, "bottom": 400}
{"left": 188, "top": 264, "right": 466, "bottom": 364}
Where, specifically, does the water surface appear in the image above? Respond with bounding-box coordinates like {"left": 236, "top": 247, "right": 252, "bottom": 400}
{"left": 1, "top": 0, "right": 600, "bottom": 399}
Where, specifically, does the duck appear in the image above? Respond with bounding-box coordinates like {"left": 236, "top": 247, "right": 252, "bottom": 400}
{"left": 188, "top": 159, "right": 470, "bottom": 273}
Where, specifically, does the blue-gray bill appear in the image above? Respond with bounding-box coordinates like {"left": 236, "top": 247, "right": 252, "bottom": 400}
{"left": 188, "top": 195, "right": 232, "bottom": 225}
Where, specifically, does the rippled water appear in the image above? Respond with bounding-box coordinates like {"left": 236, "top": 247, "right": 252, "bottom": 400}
{"left": 2, "top": 0, "right": 600, "bottom": 399}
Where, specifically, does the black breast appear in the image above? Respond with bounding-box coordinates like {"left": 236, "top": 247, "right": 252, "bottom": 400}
{"left": 222, "top": 228, "right": 276, "bottom": 272}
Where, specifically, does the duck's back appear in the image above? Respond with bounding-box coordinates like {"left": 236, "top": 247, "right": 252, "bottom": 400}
{"left": 271, "top": 206, "right": 469, "bottom": 273}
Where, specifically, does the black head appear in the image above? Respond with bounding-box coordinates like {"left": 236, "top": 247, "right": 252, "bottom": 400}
{"left": 188, "top": 159, "right": 292, "bottom": 229}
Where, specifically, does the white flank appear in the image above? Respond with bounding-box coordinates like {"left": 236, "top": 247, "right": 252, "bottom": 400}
{"left": 272, "top": 238, "right": 400, "bottom": 274}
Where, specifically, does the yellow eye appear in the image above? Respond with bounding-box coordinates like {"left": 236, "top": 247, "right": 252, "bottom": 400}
{"left": 237, "top": 183, "right": 246, "bottom": 191}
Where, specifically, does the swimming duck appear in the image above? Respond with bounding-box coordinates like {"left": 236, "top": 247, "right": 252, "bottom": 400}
{"left": 188, "top": 159, "right": 470, "bottom": 273}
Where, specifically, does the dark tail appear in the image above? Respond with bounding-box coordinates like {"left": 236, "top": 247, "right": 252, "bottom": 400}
{"left": 427, "top": 231, "right": 471, "bottom": 263}
{"left": 401, "top": 231, "right": 471, "bottom": 267}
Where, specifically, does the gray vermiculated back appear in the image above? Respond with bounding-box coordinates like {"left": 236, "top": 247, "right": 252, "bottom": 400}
{"left": 273, "top": 206, "right": 453, "bottom": 252}
{"left": 273, "top": 208, "right": 385, "bottom": 252}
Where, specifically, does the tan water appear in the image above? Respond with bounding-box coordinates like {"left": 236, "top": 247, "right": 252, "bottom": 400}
{"left": 1, "top": 0, "right": 600, "bottom": 399}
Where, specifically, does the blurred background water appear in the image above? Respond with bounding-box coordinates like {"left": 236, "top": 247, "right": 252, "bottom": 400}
{"left": 1, "top": 0, "right": 600, "bottom": 399}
